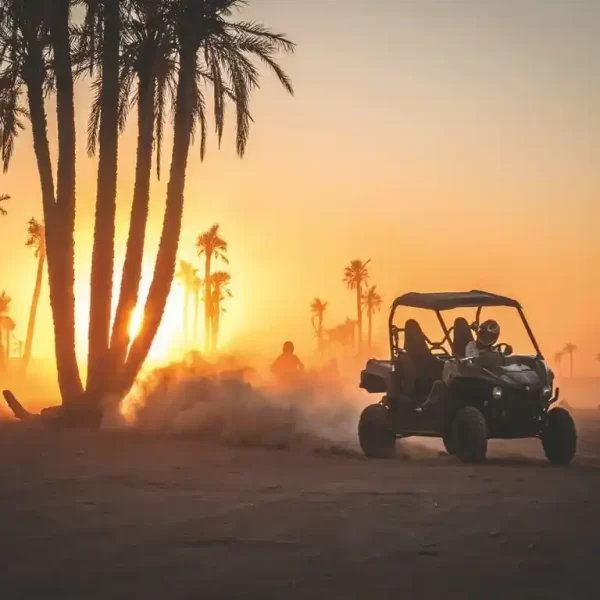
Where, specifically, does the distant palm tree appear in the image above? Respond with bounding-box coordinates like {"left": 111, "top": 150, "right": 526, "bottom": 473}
{"left": 175, "top": 260, "right": 198, "bottom": 348}
{"left": 311, "top": 298, "right": 328, "bottom": 351}
{"left": 0, "top": 291, "right": 12, "bottom": 371}
{"left": 209, "top": 271, "right": 232, "bottom": 351}
{"left": 197, "top": 225, "right": 229, "bottom": 353}
{"left": 563, "top": 343, "right": 577, "bottom": 378}
{"left": 343, "top": 259, "right": 371, "bottom": 350}
{"left": 23, "top": 218, "right": 45, "bottom": 371}
{"left": 362, "top": 286, "right": 383, "bottom": 349}
{"left": 191, "top": 275, "right": 202, "bottom": 347}
{"left": 2, "top": 315, "right": 15, "bottom": 362}
{"left": 0, "top": 194, "right": 10, "bottom": 216}
{"left": 554, "top": 350, "right": 564, "bottom": 374}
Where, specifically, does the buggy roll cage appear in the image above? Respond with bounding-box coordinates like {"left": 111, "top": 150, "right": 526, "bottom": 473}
{"left": 388, "top": 290, "right": 543, "bottom": 360}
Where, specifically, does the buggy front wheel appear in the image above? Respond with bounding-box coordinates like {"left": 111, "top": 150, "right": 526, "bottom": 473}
{"left": 358, "top": 404, "right": 396, "bottom": 459}
{"left": 452, "top": 406, "right": 488, "bottom": 463}
{"left": 542, "top": 407, "right": 577, "bottom": 466}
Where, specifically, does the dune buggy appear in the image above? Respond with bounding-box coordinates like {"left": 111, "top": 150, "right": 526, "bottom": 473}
{"left": 358, "top": 290, "right": 576, "bottom": 464}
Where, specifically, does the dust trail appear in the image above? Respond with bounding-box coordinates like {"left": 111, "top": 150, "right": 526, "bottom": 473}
{"left": 102, "top": 358, "right": 441, "bottom": 458}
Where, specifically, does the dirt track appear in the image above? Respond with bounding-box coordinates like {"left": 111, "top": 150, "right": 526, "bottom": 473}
{"left": 1, "top": 412, "right": 599, "bottom": 600}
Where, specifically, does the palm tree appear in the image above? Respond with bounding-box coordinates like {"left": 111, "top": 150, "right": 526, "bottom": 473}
{"left": 0, "top": 193, "right": 10, "bottom": 215}
{"left": 191, "top": 275, "right": 202, "bottom": 347}
{"left": 2, "top": 314, "right": 15, "bottom": 362}
{"left": 554, "top": 350, "right": 564, "bottom": 375}
{"left": 174, "top": 259, "right": 198, "bottom": 348}
{"left": 343, "top": 259, "right": 371, "bottom": 350}
{"left": 196, "top": 224, "right": 229, "bottom": 353}
{"left": 362, "top": 286, "right": 383, "bottom": 349}
{"left": 563, "top": 343, "right": 577, "bottom": 378}
{"left": 0, "top": 0, "right": 83, "bottom": 403}
{"left": 0, "top": 291, "right": 11, "bottom": 371}
{"left": 310, "top": 298, "right": 328, "bottom": 351}
{"left": 23, "top": 218, "right": 46, "bottom": 371}
{"left": 209, "top": 271, "right": 232, "bottom": 351}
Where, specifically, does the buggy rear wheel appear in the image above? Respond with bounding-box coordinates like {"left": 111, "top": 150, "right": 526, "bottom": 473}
{"left": 452, "top": 406, "right": 488, "bottom": 463}
{"left": 358, "top": 404, "right": 395, "bottom": 459}
{"left": 542, "top": 407, "right": 577, "bottom": 466}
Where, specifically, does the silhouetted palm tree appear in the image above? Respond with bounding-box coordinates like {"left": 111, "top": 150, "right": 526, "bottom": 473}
{"left": 311, "top": 298, "right": 328, "bottom": 351}
{"left": 362, "top": 286, "right": 383, "bottom": 349}
{"left": 0, "top": 291, "right": 11, "bottom": 371}
{"left": 23, "top": 218, "right": 45, "bottom": 371}
{"left": 343, "top": 259, "right": 371, "bottom": 350}
{"left": 554, "top": 350, "right": 564, "bottom": 375}
{"left": 175, "top": 259, "right": 198, "bottom": 348}
{"left": 0, "top": 194, "right": 10, "bottom": 215}
{"left": 191, "top": 275, "right": 202, "bottom": 347}
{"left": 563, "top": 343, "right": 577, "bottom": 378}
{"left": 197, "top": 225, "right": 229, "bottom": 353}
{"left": 209, "top": 271, "right": 232, "bottom": 351}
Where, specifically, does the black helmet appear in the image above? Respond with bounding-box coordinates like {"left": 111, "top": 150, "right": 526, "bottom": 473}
{"left": 282, "top": 341, "right": 294, "bottom": 354}
{"left": 477, "top": 319, "right": 500, "bottom": 348}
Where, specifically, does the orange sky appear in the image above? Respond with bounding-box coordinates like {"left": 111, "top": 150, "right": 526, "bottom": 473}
{"left": 0, "top": 0, "right": 599, "bottom": 375}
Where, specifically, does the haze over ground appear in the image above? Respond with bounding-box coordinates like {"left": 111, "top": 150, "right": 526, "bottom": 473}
{"left": 0, "top": 0, "right": 598, "bottom": 375}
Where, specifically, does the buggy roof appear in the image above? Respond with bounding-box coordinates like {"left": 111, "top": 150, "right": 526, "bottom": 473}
{"left": 392, "top": 290, "right": 521, "bottom": 311}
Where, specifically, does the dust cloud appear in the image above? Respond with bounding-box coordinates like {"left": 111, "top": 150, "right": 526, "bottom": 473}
{"left": 101, "top": 354, "right": 442, "bottom": 458}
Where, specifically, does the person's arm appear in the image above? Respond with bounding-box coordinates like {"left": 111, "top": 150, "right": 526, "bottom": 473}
{"left": 295, "top": 355, "right": 305, "bottom": 371}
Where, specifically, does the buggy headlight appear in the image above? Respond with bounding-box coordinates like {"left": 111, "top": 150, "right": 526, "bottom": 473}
{"left": 492, "top": 387, "right": 503, "bottom": 399}
{"left": 542, "top": 386, "right": 552, "bottom": 400}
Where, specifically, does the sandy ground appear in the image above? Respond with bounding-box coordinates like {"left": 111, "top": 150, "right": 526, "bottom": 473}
{"left": 1, "top": 410, "right": 599, "bottom": 600}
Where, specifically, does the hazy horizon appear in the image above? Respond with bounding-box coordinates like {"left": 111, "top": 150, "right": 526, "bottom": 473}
{"left": 0, "top": 0, "right": 598, "bottom": 374}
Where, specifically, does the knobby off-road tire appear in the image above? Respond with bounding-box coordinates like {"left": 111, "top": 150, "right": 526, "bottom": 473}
{"left": 452, "top": 406, "right": 488, "bottom": 463}
{"left": 358, "top": 404, "right": 396, "bottom": 459}
{"left": 542, "top": 407, "right": 577, "bottom": 466}
{"left": 442, "top": 427, "right": 455, "bottom": 456}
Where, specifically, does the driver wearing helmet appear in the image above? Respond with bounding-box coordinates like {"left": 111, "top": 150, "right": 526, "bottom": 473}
{"left": 465, "top": 319, "right": 501, "bottom": 361}
{"left": 271, "top": 341, "right": 305, "bottom": 382}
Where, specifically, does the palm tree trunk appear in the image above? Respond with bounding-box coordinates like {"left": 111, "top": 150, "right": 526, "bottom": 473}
{"left": 368, "top": 309, "right": 373, "bottom": 349}
{"left": 193, "top": 287, "right": 199, "bottom": 346}
{"left": 0, "top": 325, "right": 4, "bottom": 373}
{"left": 204, "top": 255, "right": 212, "bottom": 354}
{"left": 318, "top": 313, "right": 323, "bottom": 351}
{"left": 183, "top": 288, "right": 189, "bottom": 349}
{"left": 110, "top": 70, "right": 156, "bottom": 373}
{"left": 121, "top": 43, "right": 199, "bottom": 394}
{"left": 570, "top": 353, "right": 573, "bottom": 378}
{"left": 5, "top": 329, "right": 10, "bottom": 363}
{"left": 23, "top": 245, "right": 46, "bottom": 372}
{"left": 25, "top": 20, "right": 83, "bottom": 403}
{"left": 213, "top": 297, "right": 220, "bottom": 351}
{"left": 356, "top": 286, "right": 362, "bottom": 350}
{"left": 88, "top": 0, "right": 121, "bottom": 394}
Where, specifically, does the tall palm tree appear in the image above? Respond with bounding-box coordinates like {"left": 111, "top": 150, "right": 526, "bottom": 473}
{"left": 174, "top": 259, "right": 198, "bottom": 348}
{"left": 196, "top": 224, "right": 228, "bottom": 353}
{"left": 209, "top": 270, "right": 232, "bottom": 351}
{"left": 0, "top": 0, "right": 84, "bottom": 403}
{"left": 121, "top": 1, "right": 294, "bottom": 395}
{"left": 310, "top": 298, "right": 328, "bottom": 351}
{"left": 343, "top": 259, "right": 371, "bottom": 350}
{"left": 0, "top": 193, "right": 10, "bottom": 215}
{"left": 191, "top": 274, "right": 202, "bottom": 347}
{"left": 563, "top": 343, "right": 577, "bottom": 378}
{"left": 23, "top": 218, "right": 45, "bottom": 371}
{"left": 362, "top": 286, "right": 383, "bottom": 349}
{"left": 554, "top": 350, "right": 564, "bottom": 375}
{"left": 0, "top": 291, "right": 11, "bottom": 371}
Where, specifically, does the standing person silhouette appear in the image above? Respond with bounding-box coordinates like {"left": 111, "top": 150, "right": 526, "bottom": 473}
{"left": 271, "top": 341, "right": 304, "bottom": 383}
